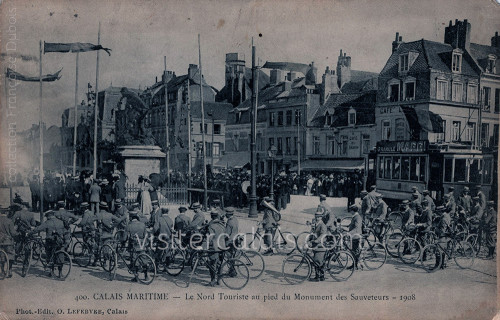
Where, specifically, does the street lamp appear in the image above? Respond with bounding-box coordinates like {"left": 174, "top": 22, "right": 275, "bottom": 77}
{"left": 268, "top": 144, "right": 277, "bottom": 201}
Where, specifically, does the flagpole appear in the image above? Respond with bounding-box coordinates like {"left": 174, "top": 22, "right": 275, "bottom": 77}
{"left": 198, "top": 34, "right": 208, "bottom": 211}
{"left": 93, "top": 22, "right": 101, "bottom": 178}
{"left": 187, "top": 78, "right": 192, "bottom": 201}
{"left": 39, "top": 40, "right": 44, "bottom": 221}
{"left": 164, "top": 56, "right": 170, "bottom": 185}
{"left": 73, "top": 52, "right": 79, "bottom": 176}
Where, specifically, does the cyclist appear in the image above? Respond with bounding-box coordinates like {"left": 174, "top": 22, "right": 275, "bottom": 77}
{"left": 97, "top": 201, "right": 124, "bottom": 244}
{"left": 12, "top": 203, "right": 37, "bottom": 259}
{"left": 224, "top": 207, "right": 239, "bottom": 247}
{"left": 309, "top": 208, "right": 328, "bottom": 282}
{"left": 0, "top": 208, "right": 19, "bottom": 278}
{"left": 434, "top": 205, "right": 451, "bottom": 269}
{"left": 400, "top": 200, "right": 415, "bottom": 230}
{"left": 410, "top": 192, "right": 422, "bottom": 217}
{"left": 261, "top": 196, "right": 278, "bottom": 255}
{"left": 372, "top": 194, "right": 388, "bottom": 242}
{"left": 456, "top": 187, "right": 472, "bottom": 215}
{"left": 148, "top": 200, "right": 160, "bottom": 228}
{"left": 152, "top": 207, "right": 174, "bottom": 267}
{"left": 127, "top": 211, "right": 148, "bottom": 282}
{"left": 484, "top": 201, "right": 497, "bottom": 259}
{"left": 79, "top": 202, "right": 97, "bottom": 241}
{"left": 411, "top": 186, "right": 422, "bottom": 203}
{"left": 422, "top": 190, "right": 436, "bottom": 213}
{"left": 205, "top": 210, "right": 226, "bottom": 287}
{"left": 468, "top": 196, "right": 483, "bottom": 236}
{"left": 55, "top": 201, "right": 79, "bottom": 250}
{"left": 348, "top": 204, "right": 363, "bottom": 270}
{"left": 443, "top": 194, "right": 456, "bottom": 216}
{"left": 174, "top": 206, "right": 191, "bottom": 234}
{"left": 415, "top": 198, "right": 433, "bottom": 261}
{"left": 30, "top": 210, "right": 66, "bottom": 277}
{"left": 359, "top": 190, "right": 369, "bottom": 222}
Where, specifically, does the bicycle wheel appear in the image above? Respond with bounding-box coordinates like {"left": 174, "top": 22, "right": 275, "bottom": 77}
{"left": 53, "top": 251, "right": 72, "bottom": 280}
{"left": 31, "top": 239, "right": 47, "bottom": 267}
{"left": 0, "top": 249, "right": 9, "bottom": 280}
{"left": 282, "top": 254, "right": 311, "bottom": 285}
{"left": 454, "top": 241, "right": 475, "bottom": 269}
{"left": 275, "top": 231, "right": 296, "bottom": 254}
{"left": 99, "top": 244, "right": 117, "bottom": 280}
{"left": 134, "top": 253, "right": 156, "bottom": 285}
{"left": 72, "top": 241, "right": 92, "bottom": 268}
{"left": 385, "top": 229, "right": 403, "bottom": 258}
{"left": 238, "top": 250, "right": 265, "bottom": 279}
{"left": 465, "top": 234, "right": 481, "bottom": 256}
{"left": 244, "top": 233, "right": 262, "bottom": 252}
{"left": 340, "top": 217, "right": 352, "bottom": 229}
{"left": 220, "top": 258, "right": 249, "bottom": 290}
{"left": 387, "top": 212, "right": 403, "bottom": 230}
{"left": 164, "top": 248, "right": 186, "bottom": 276}
{"left": 21, "top": 243, "right": 33, "bottom": 278}
{"left": 421, "top": 244, "right": 441, "bottom": 273}
{"left": 362, "top": 242, "right": 387, "bottom": 270}
{"left": 327, "top": 250, "right": 355, "bottom": 281}
{"left": 295, "top": 232, "right": 313, "bottom": 252}
{"left": 397, "top": 238, "right": 421, "bottom": 264}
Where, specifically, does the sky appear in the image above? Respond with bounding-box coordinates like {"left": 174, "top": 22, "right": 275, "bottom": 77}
{"left": 1, "top": 0, "right": 499, "bottom": 131}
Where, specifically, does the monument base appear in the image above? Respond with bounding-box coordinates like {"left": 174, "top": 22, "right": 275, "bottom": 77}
{"left": 118, "top": 145, "right": 166, "bottom": 184}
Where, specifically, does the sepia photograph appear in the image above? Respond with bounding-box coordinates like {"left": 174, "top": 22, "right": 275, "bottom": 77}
{"left": 0, "top": 0, "right": 498, "bottom": 319}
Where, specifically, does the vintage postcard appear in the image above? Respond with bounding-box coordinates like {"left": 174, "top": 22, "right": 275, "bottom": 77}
{"left": 0, "top": 0, "right": 498, "bottom": 319}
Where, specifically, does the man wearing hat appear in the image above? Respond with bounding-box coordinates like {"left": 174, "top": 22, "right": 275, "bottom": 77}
{"left": 447, "top": 187, "right": 456, "bottom": 204}
{"left": 359, "top": 190, "right": 369, "bottom": 217}
{"left": 97, "top": 201, "right": 123, "bottom": 242}
{"left": 149, "top": 200, "right": 160, "bottom": 228}
{"left": 309, "top": 208, "right": 328, "bottom": 281}
{"left": 411, "top": 186, "right": 422, "bottom": 203}
{"left": 79, "top": 202, "right": 97, "bottom": 241}
{"left": 174, "top": 207, "right": 191, "bottom": 234}
{"left": 127, "top": 212, "right": 148, "bottom": 282}
{"left": 443, "top": 194, "right": 456, "bottom": 216}
{"left": 483, "top": 201, "right": 497, "bottom": 259}
{"left": 114, "top": 199, "right": 129, "bottom": 228}
{"left": 187, "top": 203, "right": 205, "bottom": 232}
{"left": 434, "top": 205, "right": 452, "bottom": 268}
{"left": 153, "top": 207, "right": 173, "bottom": 242}
{"left": 224, "top": 207, "right": 239, "bottom": 246}
{"left": 31, "top": 210, "right": 66, "bottom": 277}
{"left": 457, "top": 187, "right": 472, "bottom": 215}
{"left": 206, "top": 209, "right": 226, "bottom": 286}
{"left": 348, "top": 204, "right": 363, "bottom": 270}
{"left": 89, "top": 179, "right": 101, "bottom": 215}
{"left": 261, "top": 196, "right": 278, "bottom": 255}
{"left": 469, "top": 196, "right": 484, "bottom": 224}
{"left": 410, "top": 192, "right": 423, "bottom": 217}
{"left": 0, "top": 206, "right": 19, "bottom": 278}
{"left": 400, "top": 200, "right": 415, "bottom": 230}
{"left": 422, "top": 190, "right": 436, "bottom": 213}
{"left": 318, "top": 194, "right": 334, "bottom": 225}
{"left": 475, "top": 185, "right": 486, "bottom": 211}
{"left": 55, "top": 200, "right": 79, "bottom": 248}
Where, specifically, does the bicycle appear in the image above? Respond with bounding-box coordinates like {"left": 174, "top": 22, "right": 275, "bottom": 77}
{"left": 244, "top": 222, "right": 296, "bottom": 254}
{"left": 0, "top": 245, "right": 10, "bottom": 280}
{"left": 397, "top": 225, "right": 437, "bottom": 265}
{"left": 230, "top": 236, "right": 265, "bottom": 279}
{"left": 339, "top": 226, "right": 387, "bottom": 271}
{"left": 282, "top": 236, "right": 355, "bottom": 285}
{"left": 420, "top": 233, "right": 475, "bottom": 272}
{"left": 187, "top": 247, "right": 249, "bottom": 290}
{"left": 152, "top": 235, "right": 186, "bottom": 277}
{"left": 100, "top": 239, "right": 156, "bottom": 284}
{"left": 38, "top": 233, "right": 72, "bottom": 280}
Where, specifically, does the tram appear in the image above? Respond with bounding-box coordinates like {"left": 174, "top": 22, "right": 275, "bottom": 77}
{"left": 370, "top": 140, "right": 496, "bottom": 202}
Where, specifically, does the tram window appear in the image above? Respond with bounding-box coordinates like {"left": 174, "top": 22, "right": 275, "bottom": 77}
{"left": 378, "top": 157, "right": 384, "bottom": 178}
{"left": 401, "top": 156, "right": 410, "bottom": 180}
{"left": 384, "top": 157, "right": 392, "bottom": 179}
{"left": 469, "top": 159, "right": 481, "bottom": 183}
{"left": 392, "top": 156, "right": 401, "bottom": 179}
{"left": 410, "top": 157, "right": 419, "bottom": 181}
{"left": 482, "top": 158, "right": 492, "bottom": 184}
{"left": 419, "top": 157, "right": 426, "bottom": 181}
{"left": 444, "top": 158, "right": 453, "bottom": 182}
{"left": 454, "top": 159, "right": 467, "bottom": 182}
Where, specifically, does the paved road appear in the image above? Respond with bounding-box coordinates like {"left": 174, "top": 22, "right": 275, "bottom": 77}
{"left": 0, "top": 196, "right": 497, "bottom": 320}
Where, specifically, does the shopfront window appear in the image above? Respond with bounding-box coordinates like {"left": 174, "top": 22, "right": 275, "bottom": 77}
{"left": 419, "top": 157, "right": 426, "bottom": 181}
{"left": 392, "top": 156, "right": 401, "bottom": 179}
{"left": 482, "top": 158, "right": 493, "bottom": 184}
{"left": 454, "top": 159, "right": 466, "bottom": 182}
{"left": 378, "top": 157, "right": 384, "bottom": 179}
{"left": 444, "top": 158, "right": 453, "bottom": 182}
{"left": 401, "top": 156, "right": 410, "bottom": 180}
{"left": 384, "top": 157, "right": 392, "bottom": 179}
{"left": 469, "top": 159, "right": 481, "bottom": 184}
{"left": 410, "top": 157, "right": 419, "bottom": 181}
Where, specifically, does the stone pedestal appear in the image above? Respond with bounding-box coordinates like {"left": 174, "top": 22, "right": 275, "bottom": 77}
{"left": 119, "top": 145, "right": 166, "bottom": 184}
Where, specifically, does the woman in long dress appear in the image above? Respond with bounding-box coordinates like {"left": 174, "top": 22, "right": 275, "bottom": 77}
{"left": 140, "top": 178, "right": 153, "bottom": 215}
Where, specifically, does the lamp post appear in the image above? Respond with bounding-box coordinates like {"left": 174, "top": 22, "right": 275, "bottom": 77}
{"left": 268, "top": 145, "right": 277, "bottom": 201}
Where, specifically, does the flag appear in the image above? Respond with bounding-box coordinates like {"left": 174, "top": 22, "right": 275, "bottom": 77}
{"left": 6, "top": 68, "right": 62, "bottom": 82}
{"left": 44, "top": 42, "right": 111, "bottom": 56}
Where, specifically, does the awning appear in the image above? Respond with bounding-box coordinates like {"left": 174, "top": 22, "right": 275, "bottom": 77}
{"left": 290, "top": 159, "right": 365, "bottom": 172}
{"left": 214, "top": 152, "right": 250, "bottom": 169}
{"left": 401, "top": 107, "right": 443, "bottom": 135}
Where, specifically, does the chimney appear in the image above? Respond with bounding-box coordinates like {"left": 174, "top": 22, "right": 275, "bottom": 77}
{"left": 444, "top": 19, "right": 471, "bottom": 51}
{"left": 392, "top": 32, "right": 403, "bottom": 53}
{"left": 336, "top": 49, "right": 351, "bottom": 89}
{"left": 270, "top": 69, "right": 284, "bottom": 85}
{"left": 321, "top": 66, "right": 339, "bottom": 104}
{"left": 491, "top": 31, "right": 500, "bottom": 48}
{"left": 306, "top": 61, "right": 317, "bottom": 85}
{"left": 162, "top": 70, "right": 175, "bottom": 83}
{"left": 287, "top": 72, "right": 297, "bottom": 81}
{"left": 188, "top": 64, "right": 199, "bottom": 79}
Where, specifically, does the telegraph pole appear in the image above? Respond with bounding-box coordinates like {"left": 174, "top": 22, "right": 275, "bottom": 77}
{"left": 164, "top": 56, "right": 170, "bottom": 185}
{"left": 198, "top": 34, "right": 208, "bottom": 211}
{"left": 249, "top": 38, "right": 258, "bottom": 218}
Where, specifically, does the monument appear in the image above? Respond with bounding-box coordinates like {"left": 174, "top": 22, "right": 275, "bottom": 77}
{"left": 115, "top": 88, "right": 165, "bottom": 185}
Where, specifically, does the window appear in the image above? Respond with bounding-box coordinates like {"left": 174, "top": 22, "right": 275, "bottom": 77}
{"left": 465, "top": 122, "right": 475, "bottom": 142}
{"left": 483, "top": 87, "right": 491, "bottom": 111}
{"left": 440, "top": 120, "right": 447, "bottom": 142}
{"left": 493, "top": 124, "right": 499, "bottom": 147}
{"left": 199, "top": 123, "right": 203, "bottom": 133}
{"left": 436, "top": 80, "right": 448, "bottom": 100}
{"left": 452, "top": 82, "right": 463, "bottom": 102}
{"left": 269, "top": 112, "right": 275, "bottom": 126}
{"left": 395, "top": 118, "right": 406, "bottom": 140}
{"left": 482, "top": 158, "right": 493, "bottom": 184}
{"left": 294, "top": 137, "right": 298, "bottom": 154}
{"left": 410, "top": 157, "right": 419, "bottom": 181}
{"left": 469, "top": 159, "right": 481, "bottom": 184}
{"left": 327, "top": 136, "right": 335, "bottom": 155}
{"left": 326, "top": 114, "right": 332, "bottom": 126}
{"left": 378, "top": 157, "right": 384, "bottom": 179}
{"left": 401, "top": 156, "right": 410, "bottom": 180}
{"left": 444, "top": 158, "right": 453, "bottom": 182}
{"left": 419, "top": 157, "right": 426, "bottom": 181}
{"left": 382, "top": 120, "right": 391, "bottom": 140}
{"left": 277, "top": 111, "right": 284, "bottom": 126}
{"left": 392, "top": 156, "right": 401, "bottom": 179}
{"left": 348, "top": 108, "right": 356, "bottom": 126}
{"left": 487, "top": 56, "right": 496, "bottom": 73}
{"left": 268, "top": 138, "right": 274, "bottom": 149}
{"left": 277, "top": 137, "right": 283, "bottom": 155}
{"left": 384, "top": 157, "right": 392, "bottom": 179}
{"left": 467, "top": 84, "right": 478, "bottom": 104}
{"left": 454, "top": 159, "right": 466, "bottom": 182}
{"left": 295, "top": 110, "right": 301, "bottom": 125}
{"left": 213, "top": 124, "right": 221, "bottom": 135}
{"left": 399, "top": 54, "right": 409, "bottom": 72}
{"left": 389, "top": 83, "right": 400, "bottom": 102}
{"left": 481, "top": 123, "right": 489, "bottom": 147}
{"left": 495, "top": 88, "right": 500, "bottom": 113}
{"left": 404, "top": 81, "right": 415, "bottom": 100}
{"left": 452, "top": 121, "right": 461, "bottom": 141}
{"left": 212, "top": 143, "right": 220, "bottom": 156}
{"left": 285, "top": 137, "right": 291, "bottom": 155}
{"left": 286, "top": 110, "right": 293, "bottom": 126}
{"left": 362, "top": 134, "right": 370, "bottom": 153}
{"left": 452, "top": 52, "right": 462, "bottom": 72}
{"left": 313, "top": 136, "right": 320, "bottom": 155}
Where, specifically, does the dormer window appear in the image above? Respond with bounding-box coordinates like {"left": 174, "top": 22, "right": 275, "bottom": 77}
{"left": 403, "top": 77, "right": 416, "bottom": 101}
{"left": 399, "top": 54, "right": 409, "bottom": 72}
{"left": 388, "top": 79, "right": 400, "bottom": 102}
{"left": 452, "top": 50, "right": 462, "bottom": 73}
{"left": 348, "top": 107, "right": 356, "bottom": 126}
{"left": 487, "top": 55, "right": 496, "bottom": 73}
